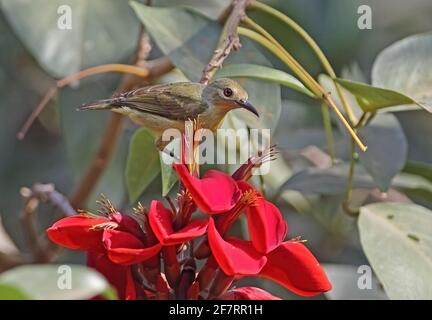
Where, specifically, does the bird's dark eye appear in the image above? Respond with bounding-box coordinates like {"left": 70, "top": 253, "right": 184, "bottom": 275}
{"left": 223, "top": 88, "right": 233, "bottom": 97}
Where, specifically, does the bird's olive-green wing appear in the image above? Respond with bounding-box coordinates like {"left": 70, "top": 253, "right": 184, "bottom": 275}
{"left": 117, "top": 82, "right": 208, "bottom": 120}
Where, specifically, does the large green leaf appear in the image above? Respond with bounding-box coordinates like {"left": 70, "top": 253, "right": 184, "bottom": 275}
{"left": 358, "top": 203, "right": 432, "bottom": 299}
{"left": 153, "top": 0, "right": 230, "bottom": 20}
{"left": 334, "top": 78, "right": 430, "bottom": 113}
{"left": 215, "top": 63, "right": 313, "bottom": 97}
{"left": 126, "top": 128, "right": 160, "bottom": 203}
{"left": 357, "top": 114, "right": 407, "bottom": 191}
{"left": 372, "top": 32, "right": 432, "bottom": 110}
{"left": 281, "top": 164, "right": 375, "bottom": 195}
{"left": 282, "top": 164, "right": 432, "bottom": 196}
{"left": 0, "top": 0, "right": 140, "bottom": 77}
{"left": 0, "top": 265, "right": 112, "bottom": 300}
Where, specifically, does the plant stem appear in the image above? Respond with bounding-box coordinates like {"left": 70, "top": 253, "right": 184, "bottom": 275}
{"left": 249, "top": 1, "right": 357, "bottom": 124}
{"left": 238, "top": 27, "right": 367, "bottom": 151}
{"left": 243, "top": 17, "right": 336, "bottom": 161}
{"left": 342, "top": 139, "right": 360, "bottom": 217}
{"left": 200, "top": 0, "right": 254, "bottom": 84}
{"left": 321, "top": 104, "right": 336, "bottom": 162}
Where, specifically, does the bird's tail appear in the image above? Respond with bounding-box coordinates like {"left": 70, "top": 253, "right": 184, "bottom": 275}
{"left": 77, "top": 97, "right": 124, "bottom": 111}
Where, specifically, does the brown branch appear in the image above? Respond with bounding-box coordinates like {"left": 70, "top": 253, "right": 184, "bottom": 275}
{"left": 20, "top": 183, "right": 75, "bottom": 262}
{"left": 17, "top": 64, "right": 151, "bottom": 140}
{"left": 200, "top": 0, "right": 254, "bottom": 84}
{"left": 70, "top": 32, "right": 174, "bottom": 209}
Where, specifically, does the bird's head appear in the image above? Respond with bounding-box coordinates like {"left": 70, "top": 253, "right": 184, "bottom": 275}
{"left": 202, "top": 78, "right": 259, "bottom": 117}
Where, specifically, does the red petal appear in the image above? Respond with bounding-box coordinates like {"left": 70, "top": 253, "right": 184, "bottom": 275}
{"left": 246, "top": 198, "right": 288, "bottom": 254}
{"left": 259, "top": 241, "right": 332, "bottom": 296}
{"left": 87, "top": 252, "right": 136, "bottom": 300}
{"left": 149, "top": 200, "right": 208, "bottom": 245}
{"left": 46, "top": 215, "right": 108, "bottom": 252}
{"left": 148, "top": 200, "right": 174, "bottom": 240}
{"left": 221, "top": 287, "right": 281, "bottom": 300}
{"left": 103, "top": 229, "right": 161, "bottom": 265}
{"left": 111, "top": 212, "right": 144, "bottom": 240}
{"left": 207, "top": 218, "right": 266, "bottom": 276}
{"left": 173, "top": 164, "right": 240, "bottom": 214}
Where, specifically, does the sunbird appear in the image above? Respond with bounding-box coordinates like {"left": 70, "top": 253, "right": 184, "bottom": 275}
{"left": 79, "top": 78, "right": 258, "bottom": 149}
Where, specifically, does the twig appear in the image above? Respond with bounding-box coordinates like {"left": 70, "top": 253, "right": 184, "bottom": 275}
{"left": 17, "top": 64, "right": 150, "bottom": 140}
{"left": 200, "top": 0, "right": 254, "bottom": 84}
{"left": 69, "top": 32, "right": 173, "bottom": 209}
{"left": 20, "top": 183, "right": 75, "bottom": 262}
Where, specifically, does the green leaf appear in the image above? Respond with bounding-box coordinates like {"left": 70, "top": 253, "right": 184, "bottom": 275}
{"left": 160, "top": 154, "right": 178, "bottom": 197}
{"left": 126, "top": 128, "right": 160, "bottom": 203}
{"left": 0, "top": 265, "right": 110, "bottom": 300}
{"left": 358, "top": 203, "right": 432, "bottom": 299}
{"left": 334, "top": 78, "right": 430, "bottom": 113}
{"left": 404, "top": 161, "right": 432, "bottom": 182}
{"left": 130, "top": 2, "right": 216, "bottom": 81}
{"left": 0, "top": 283, "right": 30, "bottom": 300}
{"left": 215, "top": 64, "right": 314, "bottom": 97}
{"left": 153, "top": 0, "right": 230, "bottom": 20}
{"left": 281, "top": 164, "right": 375, "bottom": 195}
{"left": 372, "top": 32, "right": 432, "bottom": 111}
{"left": 395, "top": 111, "right": 432, "bottom": 163}
{"left": 357, "top": 114, "right": 407, "bottom": 191}
{"left": 0, "top": 0, "right": 140, "bottom": 77}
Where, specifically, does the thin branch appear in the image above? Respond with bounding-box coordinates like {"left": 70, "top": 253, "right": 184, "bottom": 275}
{"left": 20, "top": 183, "right": 75, "bottom": 262}
{"left": 17, "top": 64, "right": 150, "bottom": 140}
{"left": 200, "top": 0, "right": 254, "bottom": 84}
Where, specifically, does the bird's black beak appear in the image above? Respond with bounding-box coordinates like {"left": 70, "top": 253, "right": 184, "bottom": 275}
{"left": 236, "top": 99, "right": 259, "bottom": 117}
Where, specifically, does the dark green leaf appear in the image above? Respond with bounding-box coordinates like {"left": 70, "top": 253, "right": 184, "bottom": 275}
{"left": 126, "top": 128, "right": 160, "bottom": 203}
{"left": 1, "top": 0, "right": 140, "bottom": 77}
{"left": 160, "top": 152, "right": 178, "bottom": 197}
{"left": 404, "top": 161, "right": 432, "bottom": 182}
{"left": 334, "top": 78, "right": 430, "bottom": 113}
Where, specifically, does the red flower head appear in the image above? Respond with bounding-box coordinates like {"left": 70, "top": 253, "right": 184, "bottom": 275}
{"left": 45, "top": 147, "right": 331, "bottom": 300}
{"left": 47, "top": 210, "right": 161, "bottom": 266}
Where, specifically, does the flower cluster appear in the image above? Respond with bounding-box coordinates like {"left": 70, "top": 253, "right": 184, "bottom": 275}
{"left": 47, "top": 147, "right": 331, "bottom": 300}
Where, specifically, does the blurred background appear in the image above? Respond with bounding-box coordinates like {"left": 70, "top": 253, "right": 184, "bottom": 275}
{"left": 0, "top": 0, "right": 431, "bottom": 299}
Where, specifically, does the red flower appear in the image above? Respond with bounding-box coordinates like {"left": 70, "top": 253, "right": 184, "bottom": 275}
{"left": 207, "top": 218, "right": 267, "bottom": 275}
{"left": 259, "top": 241, "right": 332, "bottom": 296}
{"left": 47, "top": 212, "right": 161, "bottom": 265}
{"left": 220, "top": 287, "right": 281, "bottom": 300}
{"left": 148, "top": 200, "right": 208, "bottom": 245}
{"left": 87, "top": 252, "right": 136, "bottom": 300}
{"left": 173, "top": 163, "right": 241, "bottom": 214}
